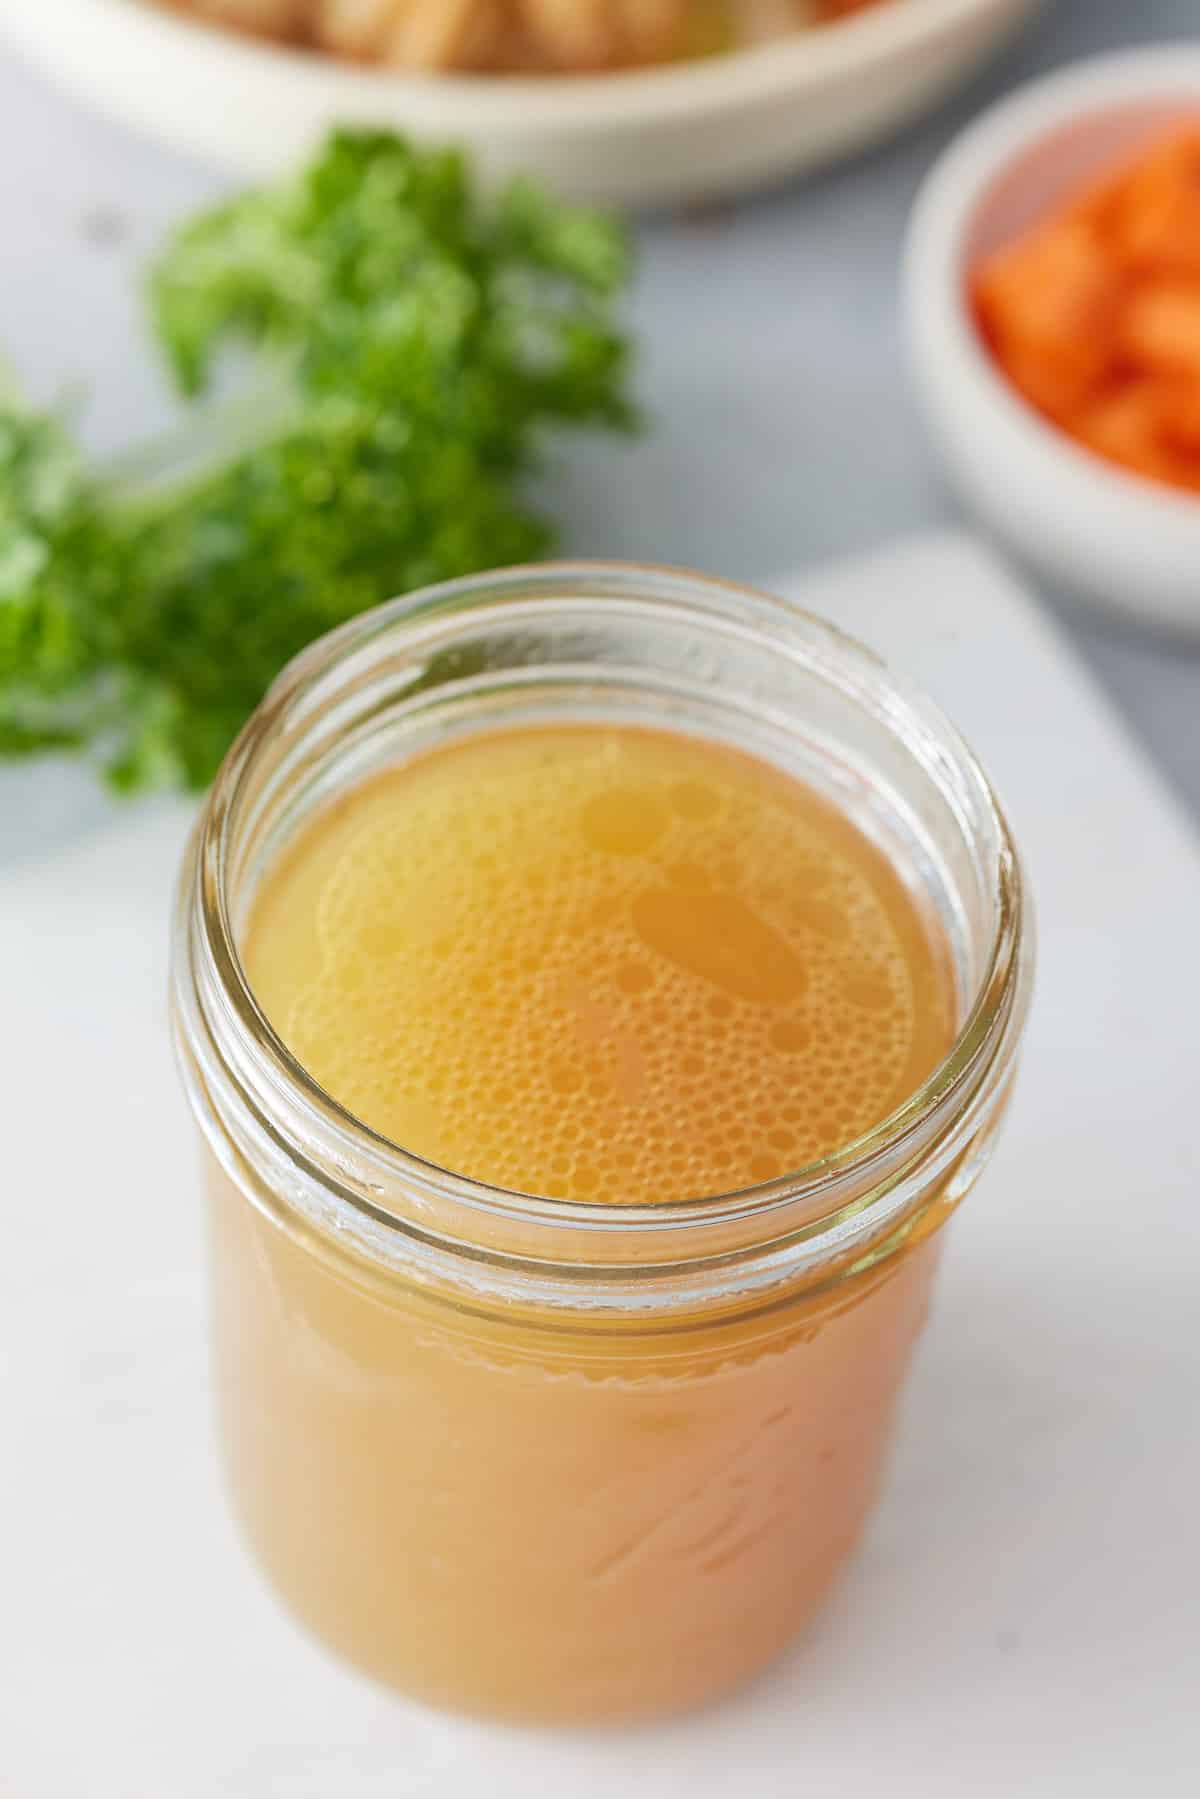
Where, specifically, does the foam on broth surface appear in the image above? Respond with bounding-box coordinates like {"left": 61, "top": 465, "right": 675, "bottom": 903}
{"left": 245, "top": 724, "right": 954, "bottom": 1200}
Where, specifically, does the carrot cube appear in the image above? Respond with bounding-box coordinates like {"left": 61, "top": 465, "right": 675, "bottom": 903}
{"left": 1121, "top": 282, "right": 1200, "bottom": 379}
{"left": 972, "top": 219, "right": 1120, "bottom": 418}
{"left": 971, "top": 121, "right": 1200, "bottom": 495}
{"left": 1073, "top": 380, "right": 1176, "bottom": 482}
{"left": 1156, "top": 378, "right": 1200, "bottom": 454}
{"left": 1108, "top": 127, "right": 1200, "bottom": 277}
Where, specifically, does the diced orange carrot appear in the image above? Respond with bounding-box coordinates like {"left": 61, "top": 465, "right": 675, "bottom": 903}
{"left": 1107, "top": 127, "right": 1200, "bottom": 277}
{"left": 992, "top": 344, "right": 1098, "bottom": 425}
{"left": 972, "top": 219, "right": 1120, "bottom": 418}
{"left": 1155, "top": 378, "right": 1200, "bottom": 454}
{"left": 970, "top": 120, "right": 1200, "bottom": 494}
{"left": 1061, "top": 164, "right": 1140, "bottom": 240}
{"left": 1121, "top": 282, "right": 1200, "bottom": 378}
{"left": 1159, "top": 447, "right": 1200, "bottom": 493}
{"left": 1072, "top": 379, "right": 1179, "bottom": 484}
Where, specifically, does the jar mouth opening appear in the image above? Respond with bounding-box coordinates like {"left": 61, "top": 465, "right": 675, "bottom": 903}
{"left": 180, "top": 560, "right": 1031, "bottom": 1259}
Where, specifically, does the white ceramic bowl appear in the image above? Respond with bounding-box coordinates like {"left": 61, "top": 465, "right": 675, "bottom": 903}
{"left": 3, "top": 0, "right": 1036, "bottom": 206}
{"left": 904, "top": 46, "right": 1200, "bottom": 636}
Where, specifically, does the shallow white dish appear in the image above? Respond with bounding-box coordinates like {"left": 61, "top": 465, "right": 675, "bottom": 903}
{"left": 904, "top": 46, "right": 1200, "bottom": 636}
{"left": 2, "top": 0, "right": 1036, "bottom": 205}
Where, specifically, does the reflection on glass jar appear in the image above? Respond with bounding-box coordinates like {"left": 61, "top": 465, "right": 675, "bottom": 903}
{"left": 172, "top": 564, "right": 1033, "bottom": 1725}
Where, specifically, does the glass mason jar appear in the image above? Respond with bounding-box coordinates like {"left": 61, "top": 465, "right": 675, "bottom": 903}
{"left": 170, "top": 563, "right": 1033, "bottom": 1726}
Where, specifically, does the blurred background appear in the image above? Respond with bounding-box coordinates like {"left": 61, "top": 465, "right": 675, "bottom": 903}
{"left": 1, "top": 0, "right": 1196, "bottom": 870}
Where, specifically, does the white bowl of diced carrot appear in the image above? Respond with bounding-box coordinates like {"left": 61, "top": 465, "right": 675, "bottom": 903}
{"left": 904, "top": 46, "right": 1200, "bottom": 635}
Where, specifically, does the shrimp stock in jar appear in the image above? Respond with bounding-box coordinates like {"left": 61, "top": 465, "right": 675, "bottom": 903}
{"left": 171, "top": 564, "right": 1033, "bottom": 1725}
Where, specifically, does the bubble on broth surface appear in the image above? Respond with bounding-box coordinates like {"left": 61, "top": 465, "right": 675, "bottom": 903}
{"left": 245, "top": 726, "right": 952, "bottom": 1202}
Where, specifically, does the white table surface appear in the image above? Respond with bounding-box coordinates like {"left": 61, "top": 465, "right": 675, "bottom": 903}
{"left": 0, "top": 0, "right": 1197, "bottom": 870}
{"left": 4, "top": 533, "right": 1199, "bottom": 1795}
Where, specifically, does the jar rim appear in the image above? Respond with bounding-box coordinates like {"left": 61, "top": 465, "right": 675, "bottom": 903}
{"left": 173, "top": 561, "right": 1033, "bottom": 1310}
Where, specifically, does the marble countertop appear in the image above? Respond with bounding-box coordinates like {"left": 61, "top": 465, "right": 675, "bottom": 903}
{"left": 0, "top": 0, "right": 1196, "bottom": 867}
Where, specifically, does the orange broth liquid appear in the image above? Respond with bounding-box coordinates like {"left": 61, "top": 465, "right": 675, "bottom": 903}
{"left": 213, "top": 724, "right": 957, "bottom": 1720}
